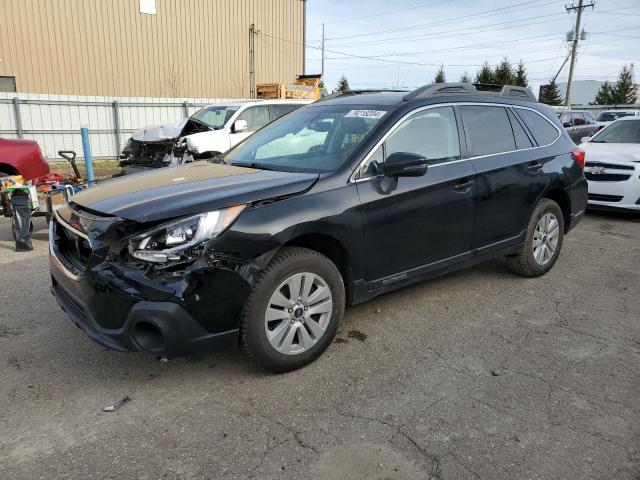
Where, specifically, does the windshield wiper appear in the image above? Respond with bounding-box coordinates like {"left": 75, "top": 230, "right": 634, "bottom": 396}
{"left": 589, "top": 140, "right": 607, "bottom": 143}
{"left": 231, "top": 161, "right": 280, "bottom": 171}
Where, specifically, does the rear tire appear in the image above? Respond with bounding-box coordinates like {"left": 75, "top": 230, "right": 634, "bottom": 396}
{"left": 240, "top": 247, "right": 345, "bottom": 372}
{"left": 506, "top": 198, "right": 564, "bottom": 277}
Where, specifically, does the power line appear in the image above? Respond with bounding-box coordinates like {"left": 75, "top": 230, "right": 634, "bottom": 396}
{"left": 308, "top": 0, "right": 553, "bottom": 43}
{"left": 260, "top": 30, "right": 565, "bottom": 68}
{"left": 324, "top": 13, "right": 568, "bottom": 49}
{"left": 321, "top": 0, "right": 454, "bottom": 25}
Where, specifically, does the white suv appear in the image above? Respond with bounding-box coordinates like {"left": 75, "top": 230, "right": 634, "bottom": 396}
{"left": 120, "top": 100, "right": 311, "bottom": 173}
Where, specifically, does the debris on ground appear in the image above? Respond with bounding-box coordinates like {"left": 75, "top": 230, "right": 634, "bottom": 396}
{"left": 102, "top": 396, "right": 131, "bottom": 412}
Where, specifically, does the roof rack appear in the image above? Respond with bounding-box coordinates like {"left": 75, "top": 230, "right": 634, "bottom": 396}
{"left": 403, "top": 82, "right": 537, "bottom": 103}
{"left": 316, "top": 89, "right": 409, "bottom": 103}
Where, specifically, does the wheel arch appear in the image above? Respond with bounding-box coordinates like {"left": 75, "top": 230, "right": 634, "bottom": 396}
{"left": 283, "top": 233, "right": 353, "bottom": 303}
{"left": 0, "top": 163, "right": 19, "bottom": 175}
{"left": 543, "top": 188, "right": 571, "bottom": 233}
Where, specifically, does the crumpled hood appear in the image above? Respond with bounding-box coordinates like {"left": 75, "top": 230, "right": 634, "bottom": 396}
{"left": 70, "top": 161, "right": 319, "bottom": 223}
{"left": 579, "top": 142, "right": 640, "bottom": 164}
{"left": 131, "top": 119, "right": 188, "bottom": 142}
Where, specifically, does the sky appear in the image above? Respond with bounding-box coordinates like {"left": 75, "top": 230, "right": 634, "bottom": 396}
{"left": 303, "top": 0, "right": 640, "bottom": 96}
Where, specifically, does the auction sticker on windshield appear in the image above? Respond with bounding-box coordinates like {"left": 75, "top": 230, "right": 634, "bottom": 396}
{"left": 345, "top": 110, "right": 387, "bottom": 119}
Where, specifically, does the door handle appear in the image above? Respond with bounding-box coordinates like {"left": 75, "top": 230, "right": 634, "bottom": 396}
{"left": 453, "top": 179, "right": 474, "bottom": 193}
{"left": 527, "top": 162, "right": 543, "bottom": 173}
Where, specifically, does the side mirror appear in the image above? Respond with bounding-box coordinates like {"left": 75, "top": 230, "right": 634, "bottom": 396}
{"left": 233, "top": 119, "right": 248, "bottom": 133}
{"left": 580, "top": 136, "right": 591, "bottom": 143}
{"left": 383, "top": 152, "right": 428, "bottom": 178}
{"left": 562, "top": 121, "right": 572, "bottom": 128}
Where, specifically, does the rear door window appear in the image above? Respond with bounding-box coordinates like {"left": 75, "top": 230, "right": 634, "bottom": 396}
{"left": 514, "top": 108, "right": 560, "bottom": 146}
{"left": 459, "top": 106, "right": 515, "bottom": 157}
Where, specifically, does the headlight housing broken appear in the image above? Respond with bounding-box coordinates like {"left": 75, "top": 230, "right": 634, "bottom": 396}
{"left": 129, "top": 205, "right": 245, "bottom": 263}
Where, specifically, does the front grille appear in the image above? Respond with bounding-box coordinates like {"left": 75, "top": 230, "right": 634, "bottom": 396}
{"left": 122, "top": 140, "right": 173, "bottom": 167}
{"left": 588, "top": 193, "right": 623, "bottom": 203}
{"left": 585, "top": 172, "right": 632, "bottom": 182}
{"left": 585, "top": 161, "right": 635, "bottom": 171}
{"left": 54, "top": 218, "right": 92, "bottom": 274}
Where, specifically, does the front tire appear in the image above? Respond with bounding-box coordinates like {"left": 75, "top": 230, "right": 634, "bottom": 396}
{"left": 240, "top": 247, "right": 345, "bottom": 372}
{"left": 506, "top": 198, "right": 564, "bottom": 277}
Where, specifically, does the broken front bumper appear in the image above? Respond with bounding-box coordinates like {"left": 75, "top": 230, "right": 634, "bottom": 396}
{"left": 49, "top": 217, "right": 250, "bottom": 356}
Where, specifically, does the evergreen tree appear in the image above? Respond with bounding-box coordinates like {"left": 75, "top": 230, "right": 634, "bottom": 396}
{"left": 539, "top": 79, "right": 564, "bottom": 106}
{"left": 474, "top": 61, "right": 495, "bottom": 84}
{"left": 612, "top": 64, "right": 637, "bottom": 104}
{"left": 593, "top": 81, "right": 614, "bottom": 105}
{"left": 514, "top": 61, "right": 529, "bottom": 87}
{"left": 335, "top": 75, "right": 350, "bottom": 93}
{"left": 494, "top": 57, "right": 515, "bottom": 86}
{"left": 434, "top": 65, "right": 446, "bottom": 83}
{"left": 460, "top": 71, "right": 471, "bottom": 83}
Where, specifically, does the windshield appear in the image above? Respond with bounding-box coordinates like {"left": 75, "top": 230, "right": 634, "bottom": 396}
{"left": 224, "top": 105, "right": 388, "bottom": 172}
{"left": 596, "top": 112, "right": 635, "bottom": 122}
{"left": 590, "top": 120, "right": 640, "bottom": 143}
{"left": 191, "top": 106, "right": 240, "bottom": 129}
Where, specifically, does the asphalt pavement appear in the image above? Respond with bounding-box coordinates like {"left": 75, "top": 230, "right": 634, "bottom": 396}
{"left": 1, "top": 211, "right": 639, "bottom": 480}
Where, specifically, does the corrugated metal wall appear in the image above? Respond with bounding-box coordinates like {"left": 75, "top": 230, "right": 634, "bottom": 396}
{"left": 0, "top": 0, "right": 305, "bottom": 98}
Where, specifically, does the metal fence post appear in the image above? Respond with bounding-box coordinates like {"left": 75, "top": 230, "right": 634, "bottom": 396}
{"left": 80, "top": 127, "right": 95, "bottom": 184}
{"left": 112, "top": 100, "right": 121, "bottom": 157}
{"left": 182, "top": 101, "right": 189, "bottom": 118}
{"left": 12, "top": 97, "right": 23, "bottom": 138}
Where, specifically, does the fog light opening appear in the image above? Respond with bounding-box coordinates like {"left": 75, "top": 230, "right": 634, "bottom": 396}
{"left": 132, "top": 321, "right": 165, "bottom": 352}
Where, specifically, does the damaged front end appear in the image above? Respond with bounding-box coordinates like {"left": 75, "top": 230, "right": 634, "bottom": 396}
{"left": 119, "top": 116, "right": 218, "bottom": 174}
{"left": 49, "top": 202, "right": 256, "bottom": 356}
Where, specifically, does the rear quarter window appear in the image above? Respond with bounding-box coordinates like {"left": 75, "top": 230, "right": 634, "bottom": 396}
{"left": 514, "top": 108, "right": 560, "bottom": 146}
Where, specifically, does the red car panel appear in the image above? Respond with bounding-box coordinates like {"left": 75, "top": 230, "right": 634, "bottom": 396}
{"left": 0, "top": 137, "right": 50, "bottom": 181}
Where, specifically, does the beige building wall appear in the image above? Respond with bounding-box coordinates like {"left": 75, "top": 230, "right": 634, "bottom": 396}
{"left": 0, "top": 0, "right": 305, "bottom": 98}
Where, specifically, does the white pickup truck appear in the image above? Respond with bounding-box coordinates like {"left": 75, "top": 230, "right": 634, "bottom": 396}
{"left": 119, "top": 99, "right": 311, "bottom": 173}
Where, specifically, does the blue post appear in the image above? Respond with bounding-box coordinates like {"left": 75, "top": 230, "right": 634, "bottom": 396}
{"left": 80, "top": 127, "right": 95, "bottom": 184}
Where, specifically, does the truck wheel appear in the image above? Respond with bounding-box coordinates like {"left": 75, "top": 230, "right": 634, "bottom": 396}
{"left": 240, "top": 247, "right": 345, "bottom": 372}
{"left": 506, "top": 198, "right": 564, "bottom": 277}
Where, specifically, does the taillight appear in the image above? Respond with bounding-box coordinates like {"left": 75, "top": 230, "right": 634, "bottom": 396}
{"left": 571, "top": 148, "right": 585, "bottom": 169}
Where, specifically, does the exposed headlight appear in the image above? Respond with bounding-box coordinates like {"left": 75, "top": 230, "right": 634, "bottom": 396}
{"left": 129, "top": 205, "right": 245, "bottom": 263}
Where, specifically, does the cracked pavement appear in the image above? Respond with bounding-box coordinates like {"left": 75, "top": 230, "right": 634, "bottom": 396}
{"left": 1, "top": 210, "right": 639, "bottom": 479}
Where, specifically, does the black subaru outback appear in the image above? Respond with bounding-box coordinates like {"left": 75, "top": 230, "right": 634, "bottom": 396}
{"left": 50, "top": 83, "right": 587, "bottom": 371}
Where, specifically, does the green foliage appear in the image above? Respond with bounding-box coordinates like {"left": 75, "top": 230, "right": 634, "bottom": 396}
{"left": 434, "top": 65, "right": 446, "bottom": 83}
{"left": 612, "top": 64, "right": 637, "bottom": 104}
{"left": 539, "top": 79, "right": 564, "bottom": 106}
{"left": 493, "top": 57, "right": 514, "bottom": 86}
{"left": 473, "top": 58, "right": 529, "bottom": 87}
{"left": 593, "top": 81, "right": 614, "bottom": 105}
{"left": 335, "top": 75, "right": 350, "bottom": 93}
{"left": 514, "top": 61, "right": 529, "bottom": 87}
{"left": 460, "top": 71, "right": 471, "bottom": 83}
{"left": 474, "top": 61, "right": 495, "bottom": 84}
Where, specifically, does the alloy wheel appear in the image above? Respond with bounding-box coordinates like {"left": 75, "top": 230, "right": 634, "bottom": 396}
{"left": 264, "top": 272, "right": 333, "bottom": 355}
{"left": 532, "top": 212, "right": 560, "bottom": 265}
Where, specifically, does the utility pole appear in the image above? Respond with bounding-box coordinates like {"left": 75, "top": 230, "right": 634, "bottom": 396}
{"left": 321, "top": 23, "right": 325, "bottom": 81}
{"left": 249, "top": 23, "right": 259, "bottom": 99}
{"left": 564, "top": 0, "right": 594, "bottom": 106}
